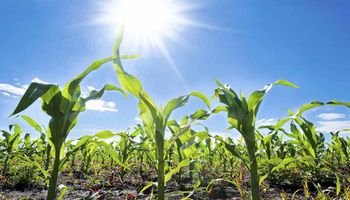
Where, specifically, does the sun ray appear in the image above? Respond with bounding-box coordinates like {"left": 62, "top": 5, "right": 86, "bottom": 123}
{"left": 92, "top": 0, "right": 211, "bottom": 89}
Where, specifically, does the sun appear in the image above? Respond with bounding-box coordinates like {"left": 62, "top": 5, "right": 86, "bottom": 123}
{"left": 95, "top": 0, "right": 194, "bottom": 52}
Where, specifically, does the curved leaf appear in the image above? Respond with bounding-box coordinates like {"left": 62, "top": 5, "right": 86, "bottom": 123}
{"left": 11, "top": 82, "right": 57, "bottom": 116}
{"left": 21, "top": 115, "right": 42, "bottom": 133}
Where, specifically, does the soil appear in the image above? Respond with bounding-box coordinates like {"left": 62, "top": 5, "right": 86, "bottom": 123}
{"left": 0, "top": 170, "right": 340, "bottom": 200}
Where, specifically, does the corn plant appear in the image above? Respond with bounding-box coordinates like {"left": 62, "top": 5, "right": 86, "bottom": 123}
{"left": 273, "top": 101, "right": 350, "bottom": 180}
{"left": 1, "top": 124, "right": 22, "bottom": 178}
{"left": 168, "top": 119, "right": 212, "bottom": 186}
{"left": 214, "top": 80, "right": 298, "bottom": 200}
{"left": 111, "top": 32, "right": 211, "bottom": 199}
{"left": 115, "top": 128, "right": 140, "bottom": 180}
{"left": 134, "top": 124, "right": 154, "bottom": 176}
{"left": 330, "top": 130, "right": 350, "bottom": 170}
{"left": 11, "top": 58, "right": 125, "bottom": 199}
{"left": 21, "top": 115, "right": 53, "bottom": 172}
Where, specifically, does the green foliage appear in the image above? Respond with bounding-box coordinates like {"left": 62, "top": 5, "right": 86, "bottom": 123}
{"left": 214, "top": 79, "right": 297, "bottom": 200}
{"left": 10, "top": 56, "right": 125, "bottom": 199}
{"left": 1, "top": 29, "right": 350, "bottom": 200}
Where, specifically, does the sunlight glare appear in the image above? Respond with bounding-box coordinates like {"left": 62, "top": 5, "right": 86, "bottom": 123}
{"left": 96, "top": 0, "right": 194, "bottom": 51}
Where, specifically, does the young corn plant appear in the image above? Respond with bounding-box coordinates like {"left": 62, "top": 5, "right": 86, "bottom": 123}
{"left": 116, "top": 128, "right": 140, "bottom": 181}
{"left": 273, "top": 100, "right": 350, "bottom": 181}
{"left": 168, "top": 119, "right": 211, "bottom": 186}
{"left": 330, "top": 130, "right": 350, "bottom": 170}
{"left": 1, "top": 124, "right": 22, "bottom": 178}
{"left": 21, "top": 115, "right": 52, "bottom": 172}
{"left": 111, "top": 32, "right": 210, "bottom": 200}
{"left": 214, "top": 79, "right": 298, "bottom": 200}
{"left": 11, "top": 58, "right": 125, "bottom": 200}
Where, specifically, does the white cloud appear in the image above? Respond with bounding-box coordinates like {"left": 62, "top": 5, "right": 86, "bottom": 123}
{"left": 85, "top": 99, "right": 118, "bottom": 112}
{"left": 317, "top": 113, "right": 345, "bottom": 120}
{"left": 256, "top": 118, "right": 276, "bottom": 127}
{"left": 316, "top": 120, "right": 350, "bottom": 132}
{"left": 0, "top": 77, "right": 48, "bottom": 99}
{"left": 1, "top": 92, "right": 11, "bottom": 96}
{"left": 0, "top": 83, "right": 26, "bottom": 96}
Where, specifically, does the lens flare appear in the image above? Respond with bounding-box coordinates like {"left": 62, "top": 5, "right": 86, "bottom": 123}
{"left": 93, "top": 0, "right": 209, "bottom": 90}
{"left": 95, "top": 0, "right": 195, "bottom": 52}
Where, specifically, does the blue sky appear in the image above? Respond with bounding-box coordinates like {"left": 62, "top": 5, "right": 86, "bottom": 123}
{"left": 0, "top": 0, "right": 350, "bottom": 139}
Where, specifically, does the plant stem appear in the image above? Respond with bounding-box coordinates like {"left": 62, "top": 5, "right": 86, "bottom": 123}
{"left": 157, "top": 157, "right": 165, "bottom": 200}
{"left": 157, "top": 130, "right": 165, "bottom": 200}
{"left": 3, "top": 155, "right": 9, "bottom": 177}
{"left": 45, "top": 145, "right": 51, "bottom": 171}
{"left": 47, "top": 147, "right": 61, "bottom": 200}
{"left": 247, "top": 142, "right": 260, "bottom": 200}
{"left": 139, "top": 151, "right": 144, "bottom": 175}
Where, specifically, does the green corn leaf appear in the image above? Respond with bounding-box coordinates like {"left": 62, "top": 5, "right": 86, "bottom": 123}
{"left": 139, "top": 93, "right": 161, "bottom": 126}
{"left": 20, "top": 156, "right": 50, "bottom": 180}
{"left": 270, "top": 157, "right": 295, "bottom": 173}
{"left": 82, "top": 84, "right": 126, "bottom": 104}
{"left": 57, "top": 185, "right": 68, "bottom": 200}
{"left": 138, "top": 181, "right": 154, "bottom": 195}
{"left": 72, "top": 136, "right": 93, "bottom": 151}
{"left": 211, "top": 106, "right": 227, "bottom": 114}
{"left": 215, "top": 79, "right": 241, "bottom": 107}
{"left": 24, "top": 133, "right": 31, "bottom": 147}
{"left": 272, "top": 117, "right": 294, "bottom": 134}
{"left": 21, "top": 115, "right": 42, "bottom": 133}
{"left": 10, "top": 124, "right": 22, "bottom": 149}
{"left": 11, "top": 82, "right": 57, "bottom": 116}
{"left": 274, "top": 80, "right": 299, "bottom": 88}
{"left": 190, "top": 109, "right": 210, "bottom": 120}
{"left": 215, "top": 135, "right": 249, "bottom": 169}
{"left": 94, "top": 130, "right": 115, "bottom": 139}
{"left": 247, "top": 85, "right": 272, "bottom": 113}
{"left": 163, "top": 95, "right": 190, "bottom": 121}
{"left": 190, "top": 91, "right": 211, "bottom": 109}
{"left": 62, "top": 56, "right": 114, "bottom": 100}
{"left": 295, "top": 101, "right": 324, "bottom": 116}
{"left": 248, "top": 80, "right": 298, "bottom": 115}
{"left": 335, "top": 174, "right": 341, "bottom": 196}
{"left": 206, "top": 179, "right": 236, "bottom": 192}
{"left": 114, "top": 59, "right": 143, "bottom": 98}
{"left": 113, "top": 29, "right": 124, "bottom": 56}
{"left": 165, "top": 158, "right": 190, "bottom": 184}
{"left": 120, "top": 54, "right": 142, "bottom": 59}
{"left": 327, "top": 100, "right": 350, "bottom": 108}
{"left": 194, "top": 131, "right": 211, "bottom": 140}
{"left": 97, "top": 141, "right": 128, "bottom": 169}
{"left": 259, "top": 174, "right": 269, "bottom": 185}
{"left": 41, "top": 86, "right": 63, "bottom": 117}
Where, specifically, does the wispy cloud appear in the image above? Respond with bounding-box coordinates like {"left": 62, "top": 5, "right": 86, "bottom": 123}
{"left": 1, "top": 92, "right": 11, "bottom": 97}
{"left": 0, "top": 77, "right": 48, "bottom": 98}
{"left": 1, "top": 79, "right": 118, "bottom": 112}
{"left": 317, "top": 113, "right": 345, "bottom": 120}
{"left": 0, "top": 83, "right": 26, "bottom": 96}
{"left": 316, "top": 120, "right": 350, "bottom": 132}
{"left": 85, "top": 99, "right": 118, "bottom": 112}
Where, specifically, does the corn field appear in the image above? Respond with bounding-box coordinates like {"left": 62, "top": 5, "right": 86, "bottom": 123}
{"left": 1, "top": 31, "right": 350, "bottom": 200}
